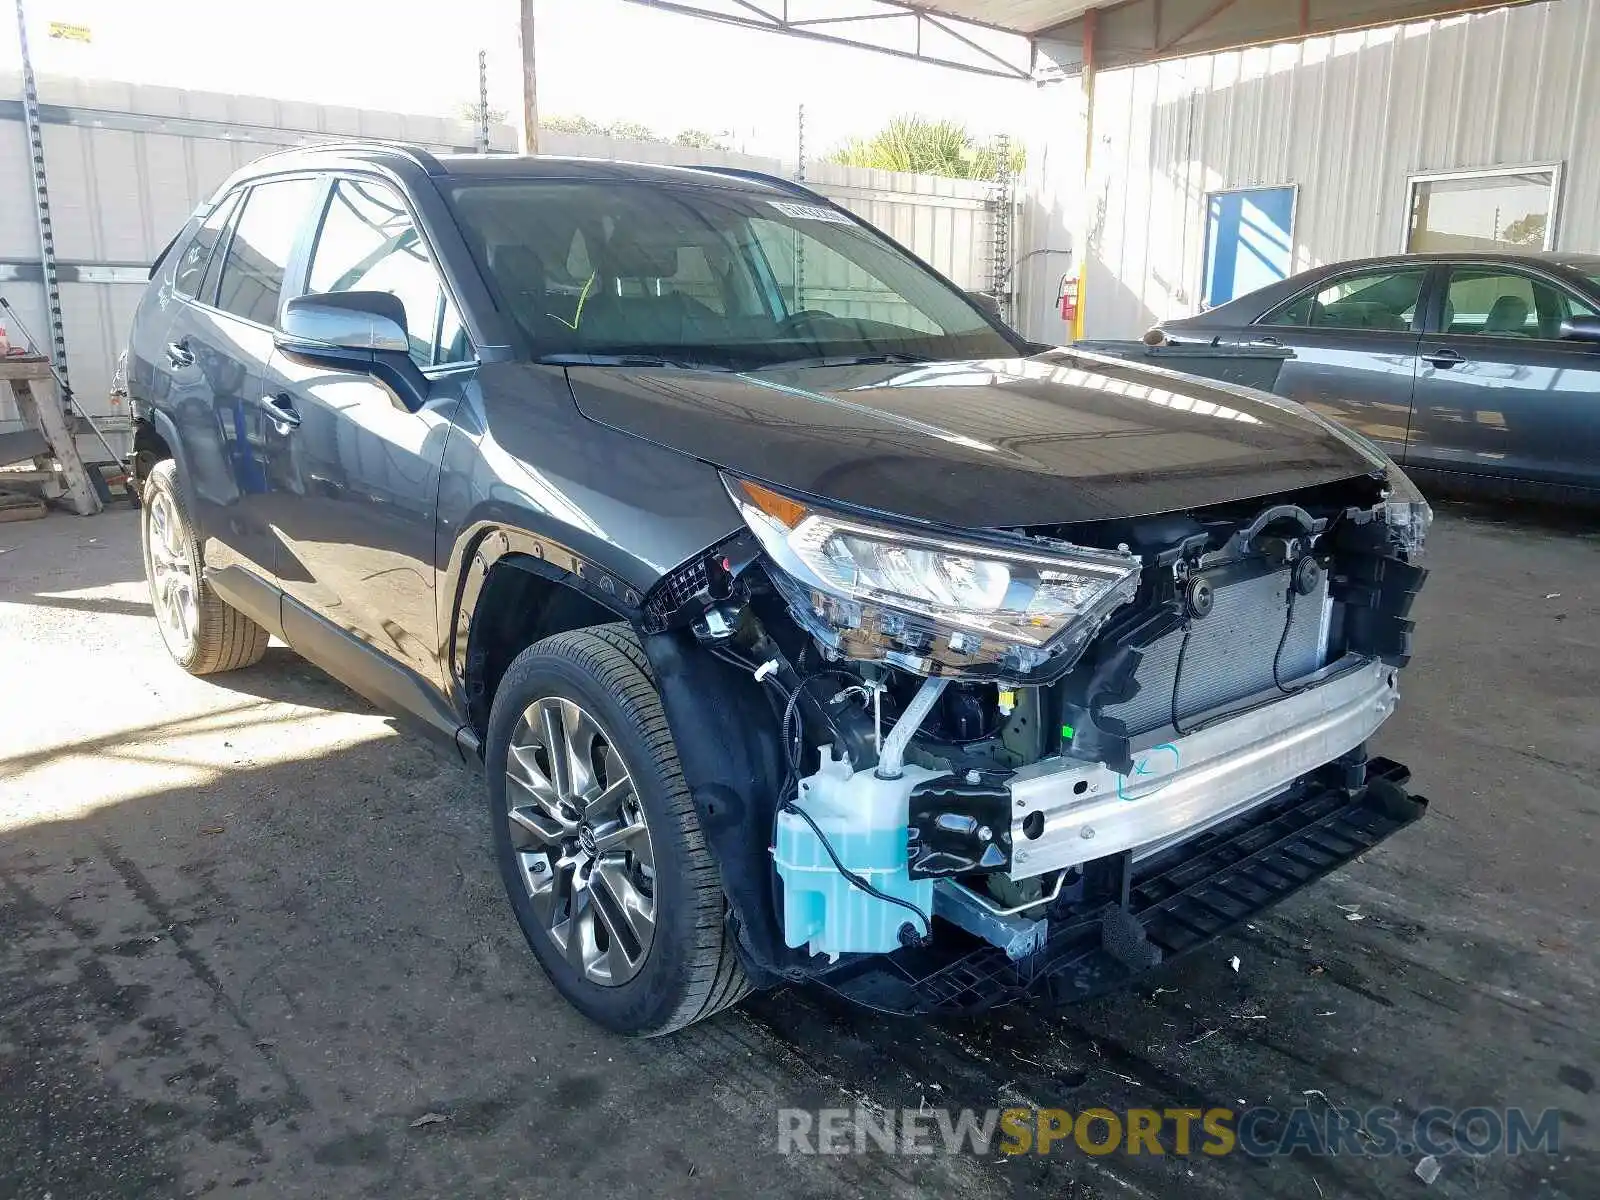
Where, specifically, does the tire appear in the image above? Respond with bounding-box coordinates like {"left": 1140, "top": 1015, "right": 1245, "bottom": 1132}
{"left": 140, "top": 458, "right": 269, "bottom": 675}
{"left": 486, "top": 623, "right": 750, "bottom": 1036}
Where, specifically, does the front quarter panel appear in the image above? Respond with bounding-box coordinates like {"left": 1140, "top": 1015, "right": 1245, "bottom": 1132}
{"left": 435, "top": 362, "right": 743, "bottom": 703}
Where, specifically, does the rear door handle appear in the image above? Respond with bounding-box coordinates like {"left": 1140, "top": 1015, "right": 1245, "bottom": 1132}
{"left": 165, "top": 340, "right": 195, "bottom": 368}
{"left": 260, "top": 393, "right": 301, "bottom": 430}
{"left": 1422, "top": 348, "right": 1466, "bottom": 369}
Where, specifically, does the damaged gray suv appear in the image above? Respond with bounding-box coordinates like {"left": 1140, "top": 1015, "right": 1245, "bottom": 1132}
{"left": 127, "top": 144, "right": 1430, "bottom": 1035}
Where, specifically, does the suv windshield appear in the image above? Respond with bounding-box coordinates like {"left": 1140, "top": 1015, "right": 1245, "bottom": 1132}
{"left": 447, "top": 180, "right": 1017, "bottom": 369}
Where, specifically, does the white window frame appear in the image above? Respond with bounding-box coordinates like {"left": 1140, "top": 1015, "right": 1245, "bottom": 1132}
{"left": 1401, "top": 162, "right": 1565, "bottom": 253}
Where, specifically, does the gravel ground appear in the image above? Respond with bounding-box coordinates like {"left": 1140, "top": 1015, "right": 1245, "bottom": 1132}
{"left": 0, "top": 501, "right": 1595, "bottom": 1199}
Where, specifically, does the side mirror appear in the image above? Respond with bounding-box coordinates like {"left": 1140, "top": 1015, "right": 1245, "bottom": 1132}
{"left": 277, "top": 291, "right": 410, "bottom": 354}
{"left": 1559, "top": 314, "right": 1600, "bottom": 344}
{"left": 276, "top": 291, "right": 428, "bottom": 409}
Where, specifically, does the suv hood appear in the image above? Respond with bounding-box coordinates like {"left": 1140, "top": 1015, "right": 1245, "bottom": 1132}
{"left": 565, "top": 350, "right": 1385, "bottom": 528}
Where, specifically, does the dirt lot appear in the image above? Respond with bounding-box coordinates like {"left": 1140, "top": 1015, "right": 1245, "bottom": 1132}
{"left": 1, "top": 502, "right": 1596, "bottom": 1199}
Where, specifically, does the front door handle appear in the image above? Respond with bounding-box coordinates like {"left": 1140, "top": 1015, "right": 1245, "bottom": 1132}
{"left": 1253, "top": 335, "right": 1284, "bottom": 347}
{"left": 260, "top": 393, "right": 301, "bottom": 430}
{"left": 165, "top": 340, "right": 195, "bottom": 368}
{"left": 1422, "top": 348, "right": 1466, "bottom": 369}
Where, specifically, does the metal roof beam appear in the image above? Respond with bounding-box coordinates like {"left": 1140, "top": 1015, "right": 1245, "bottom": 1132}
{"left": 617, "top": 0, "right": 1036, "bottom": 80}
{"left": 1035, "top": 0, "right": 1541, "bottom": 72}
{"left": 625, "top": 0, "right": 1548, "bottom": 81}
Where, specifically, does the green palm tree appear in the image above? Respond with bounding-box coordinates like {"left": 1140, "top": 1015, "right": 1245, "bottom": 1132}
{"left": 829, "top": 116, "right": 1024, "bottom": 179}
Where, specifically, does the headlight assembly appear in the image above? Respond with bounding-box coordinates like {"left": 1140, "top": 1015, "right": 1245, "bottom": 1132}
{"left": 725, "top": 476, "right": 1142, "bottom": 676}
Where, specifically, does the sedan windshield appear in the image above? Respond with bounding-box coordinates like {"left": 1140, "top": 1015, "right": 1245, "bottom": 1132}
{"left": 447, "top": 180, "right": 1017, "bottom": 369}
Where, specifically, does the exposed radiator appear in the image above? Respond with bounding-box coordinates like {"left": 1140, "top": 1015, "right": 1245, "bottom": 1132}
{"left": 1100, "top": 567, "right": 1329, "bottom": 736}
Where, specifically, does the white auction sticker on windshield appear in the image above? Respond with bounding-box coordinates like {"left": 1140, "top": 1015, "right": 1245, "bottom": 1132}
{"left": 769, "top": 200, "right": 854, "bottom": 225}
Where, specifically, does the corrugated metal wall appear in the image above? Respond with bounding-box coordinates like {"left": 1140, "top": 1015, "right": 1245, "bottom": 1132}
{"left": 805, "top": 161, "right": 993, "bottom": 291}
{"left": 1018, "top": 0, "right": 1600, "bottom": 341}
{"left": 0, "top": 71, "right": 515, "bottom": 450}
{"left": 1, "top": 74, "right": 994, "bottom": 454}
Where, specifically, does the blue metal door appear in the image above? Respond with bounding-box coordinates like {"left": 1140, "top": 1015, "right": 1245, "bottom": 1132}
{"left": 1203, "top": 187, "right": 1296, "bottom": 308}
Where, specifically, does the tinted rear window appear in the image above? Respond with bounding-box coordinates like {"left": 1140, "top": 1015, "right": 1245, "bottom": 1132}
{"left": 173, "top": 192, "right": 241, "bottom": 300}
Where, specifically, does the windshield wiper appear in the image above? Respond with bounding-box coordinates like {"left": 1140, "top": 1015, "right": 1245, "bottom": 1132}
{"left": 536, "top": 352, "right": 734, "bottom": 372}
{"left": 759, "top": 352, "right": 936, "bottom": 369}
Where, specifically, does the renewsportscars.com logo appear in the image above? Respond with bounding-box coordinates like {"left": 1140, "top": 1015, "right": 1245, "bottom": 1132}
{"left": 777, "top": 1105, "right": 1563, "bottom": 1159}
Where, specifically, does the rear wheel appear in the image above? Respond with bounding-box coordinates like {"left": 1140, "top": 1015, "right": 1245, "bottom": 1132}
{"left": 486, "top": 624, "right": 749, "bottom": 1036}
{"left": 140, "top": 459, "right": 269, "bottom": 675}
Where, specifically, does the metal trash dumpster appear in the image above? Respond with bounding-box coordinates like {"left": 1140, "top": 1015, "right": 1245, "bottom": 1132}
{"left": 1071, "top": 339, "right": 1293, "bottom": 394}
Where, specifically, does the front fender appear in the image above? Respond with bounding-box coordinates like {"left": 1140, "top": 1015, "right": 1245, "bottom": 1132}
{"left": 434, "top": 360, "right": 743, "bottom": 714}
{"left": 443, "top": 521, "right": 644, "bottom": 707}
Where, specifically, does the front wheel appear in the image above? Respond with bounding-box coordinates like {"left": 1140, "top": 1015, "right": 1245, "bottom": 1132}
{"left": 486, "top": 624, "right": 749, "bottom": 1036}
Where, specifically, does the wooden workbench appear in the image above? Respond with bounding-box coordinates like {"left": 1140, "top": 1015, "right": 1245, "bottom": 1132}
{"left": 0, "top": 357, "right": 102, "bottom": 516}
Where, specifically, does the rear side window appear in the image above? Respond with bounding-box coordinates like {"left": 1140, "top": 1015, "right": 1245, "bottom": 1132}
{"left": 214, "top": 178, "right": 320, "bottom": 325}
{"left": 172, "top": 191, "right": 241, "bottom": 300}
{"left": 199, "top": 201, "right": 240, "bottom": 309}
{"left": 1264, "top": 268, "right": 1427, "bottom": 332}
{"left": 307, "top": 178, "right": 472, "bottom": 367}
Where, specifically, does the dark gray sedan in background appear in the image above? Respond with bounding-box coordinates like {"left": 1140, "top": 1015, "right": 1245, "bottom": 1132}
{"left": 1161, "top": 252, "right": 1600, "bottom": 502}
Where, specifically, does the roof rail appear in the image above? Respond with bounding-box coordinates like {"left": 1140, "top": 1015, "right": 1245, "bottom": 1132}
{"left": 253, "top": 139, "right": 449, "bottom": 176}
{"left": 688, "top": 165, "right": 832, "bottom": 204}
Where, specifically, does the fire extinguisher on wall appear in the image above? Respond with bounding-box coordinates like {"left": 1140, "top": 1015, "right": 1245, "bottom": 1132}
{"left": 1056, "top": 273, "right": 1080, "bottom": 327}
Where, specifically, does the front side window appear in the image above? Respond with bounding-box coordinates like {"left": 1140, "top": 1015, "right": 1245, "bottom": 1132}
{"left": 446, "top": 181, "right": 1015, "bottom": 368}
{"left": 307, "top": 179, "right": 471, "bottom": 367}
{"left": 1407, "top": 169, "right": 1558, "bottom": 253}
{"left": 1263, "top": 268, "right": 1426, "bottom": 332}
{"left": 214, "top": 177, "right": 321, "bottom": 325}
{"left": 1437, "top": 267, "right": 1600, "bottom": 339}
{"left": 174, "top": 191, "right": 241, "bottom": 300}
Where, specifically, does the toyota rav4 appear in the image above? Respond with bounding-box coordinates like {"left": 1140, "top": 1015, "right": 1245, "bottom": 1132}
{"left": 127, "top": 144, "right": 1430, "bottom": 1036}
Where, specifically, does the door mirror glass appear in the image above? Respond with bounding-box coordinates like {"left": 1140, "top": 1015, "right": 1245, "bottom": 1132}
{"left": 1560, "top": 314, "right": 1600, "bottom": 344}
{"left": 276, "top": 291, "right": 410, "bottom": 354}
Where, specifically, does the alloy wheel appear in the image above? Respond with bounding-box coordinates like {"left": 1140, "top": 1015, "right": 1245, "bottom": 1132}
{"left": 505, "top": 696, "right": 657, "bottom": 987}
{"left": 146, "top": 489, "right": 198, "bottom": 656}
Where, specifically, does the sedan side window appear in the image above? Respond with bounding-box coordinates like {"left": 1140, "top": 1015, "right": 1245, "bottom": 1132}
{"left": 1263, "top": 268, "right": 1427, "bottom": 332}
{"left": 213, "top": 178, "right": 321, "bottom": 326}
{"left": 307, "top": 179, "right": 473, "bottom": 368}
{"left": 1438, "top": 268, "right": 1597, "bottom": 339}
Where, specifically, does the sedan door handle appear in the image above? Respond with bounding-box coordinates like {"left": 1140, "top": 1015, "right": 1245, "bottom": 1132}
{"left": 1253, "top": 335, "right": 1284, "bottom": 347}
{"left": 260, "top": 393, "right": 301, "bottom": 429}
{"left": 1422, "top": 348, "right": 1466, "bottom": 369}
{"left": 165, "top": 340, "right": 195, "bottom": 368}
